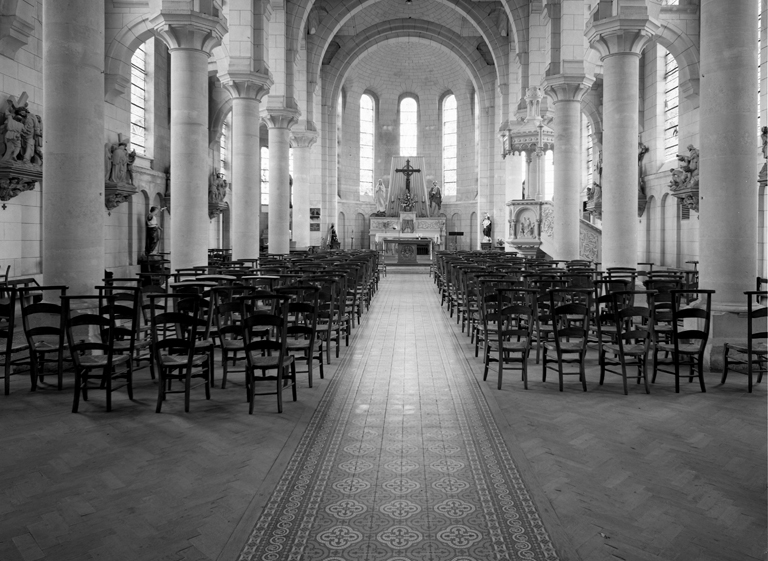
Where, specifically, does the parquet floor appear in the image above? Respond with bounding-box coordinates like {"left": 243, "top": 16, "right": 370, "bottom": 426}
{"left": 0, "top": 272, "right": 765, "bottom": 561}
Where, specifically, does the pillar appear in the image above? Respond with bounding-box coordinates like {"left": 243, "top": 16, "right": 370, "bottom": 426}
{"left": 291, "top": 128, "right": 318, "bottom": 250}
{"left": 587, "top": 17, "right": 657, "bottom": 269}
{"left": 220, "top": 75, "right": 272, "bottom": 260}
{"left": 527, "top": 152, "right": 541, "bottom": 200}
{"left": 152, "top": 10, "right": 226, "bottom": 271}
{"left": 264, "top": 109, "right": 299, "bottom": 255}
{"left": 699, "top": 0, "right": 758, "bottom": 307}
{"left": 544, "top": 76, "right": 595, "bottom": 260}
{"left": 42, "top": 0, "right": 105, "bottom": 293}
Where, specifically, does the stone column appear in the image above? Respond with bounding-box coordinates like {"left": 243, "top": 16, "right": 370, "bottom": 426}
{"left": 544, "top": 75, "right": 594, "bottom": 260}
{"left": 264, "top": 109, "right": 300, "bottom": 255}
{"left": 527, "top": 152, "right": 541, "bottom": 200}
{"left": 220, "top": 75, "right": 272, "bottom": 260}
{"left": 42, "top": 0, "right": 105, "bottom": 293}
{"left": 291, "top": 128, "right": 318, "bottom": 250}
{"left": 587, "top": 17, "right": 657, "bottom": 269}
{"left": 152, "top": 10, "right": 226, "bottom": 271}
{"left": 699, "top": 0, "right": 758, "bottom": 307}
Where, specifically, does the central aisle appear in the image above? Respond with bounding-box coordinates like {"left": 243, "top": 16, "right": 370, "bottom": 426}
{"left": 238, "top": 273, "right": 560, "bottom": 560}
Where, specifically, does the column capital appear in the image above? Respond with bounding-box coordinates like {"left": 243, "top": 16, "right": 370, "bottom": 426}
{"left": 263, "top": 107, "right": 301, "bottom": 130}
{"left": 150, "top": 9, "right": 227, "bottom": 54}
{"left": 290, "top": 129, "right": 319, "bottom": 149}
{"left": 585, "top": 17, "right": 658, "bottom": 60}
{"left": 219, "top": 72, "right": 274, "bottom": 101}
{"left": 542, "top": 73, "right": 595, "bottom": 103}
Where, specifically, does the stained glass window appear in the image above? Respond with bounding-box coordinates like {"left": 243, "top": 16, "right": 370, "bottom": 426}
{"left": 360, "top": 94, "right": 374, "bottom": 198}
{"left": 130, "top": 43, "right": 147, "bottom": 156}
{"left": 442, "top": 95, "right": 457, "bottom": 197}
{"left": 400, "top": 97, "right": 417, "bottom": 156}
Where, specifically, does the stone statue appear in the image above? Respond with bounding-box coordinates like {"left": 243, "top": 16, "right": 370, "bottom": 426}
{"left": 0, "top": 92, "right": 42, "bottom": 166}
{"left": 428, "top": 181, "right": 442, "bottom": 215}
{"left": 145, "top": 205, "right": 165, "bottom": 255}
{"left": 762, "top": 126, "right": 768, "bottom": 160}
{"left": 209, "top": 171, "right": 227, "bottom": 203}
{"left": 482, "top": 213, "right": 492, "bottom": 240}
{"left": 105, "top": 134, "right": 135, "bottom": 185}
{"left": 374, "top": 178, "right": 386, "bottom": 214}
{"left": 638, "top": 143, "right": 649, "bottom": 196}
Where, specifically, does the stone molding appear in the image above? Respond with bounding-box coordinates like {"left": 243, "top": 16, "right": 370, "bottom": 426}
{"left": 219, "top": 72, "right": 273, "bottom": 101}
{"left": 150, "top": 10, "right": 227, "bottom": 54}
{"left": 586, "top": 17, "right": 659, "bottom": 60}
{"left": 0, "top": 1, "right": 35, "bottom": 60}
{"left": 262, "top": 107, "right": 300, "bottom": 130}
{"left": 290, "top": 129, "right": 318, "bottom": 149}
{"left": 542, "top": 73, "right": 595, "bottom": 104}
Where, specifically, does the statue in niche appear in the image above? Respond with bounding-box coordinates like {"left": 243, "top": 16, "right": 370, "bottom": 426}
{"left": 762, "top": 126, "right": 768, "bottom": 160}
{"left": 428, "top": 181, "right": 442, "bottom": 215}
{"left": 373, "top": 178, "right": 387, "bottom": 216}
{"left": 105, "top": 134, "right": 135, "bottom": 185}
{"left": 0, "top": 92, "right": 42, "bottom": 166}
{"left": 209, "top": 170, "right": 227, "bottom": 203}
{"left": 482, "top": 213, "right": 492, "bottom": 240}
{"left": 145, "top": 205, "right": 166, "bottom": 255}
{"left": 638, "top": 143, "right": 649, "bottom": 197}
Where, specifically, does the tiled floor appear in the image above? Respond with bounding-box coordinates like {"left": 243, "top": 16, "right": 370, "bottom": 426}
{"left": 237, "top": 269, "right": 558, "bottom": 560}
{"left": 1, "top": 271, "right": 765, "bottom": 561}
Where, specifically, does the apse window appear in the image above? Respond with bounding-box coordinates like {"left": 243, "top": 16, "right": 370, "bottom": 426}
{"left": 360, "top": 93, "right": 375, "bottom": 198}
{"left": 442, "top": 94, "right": 457, "bottom": 197}
{"left": 400, "top": 97, "right": 418, "bottom": 156}
{"left": 130, "top": 42, "right": 147, "bottom": 156}
{"left": 261, "top": 146, "right": 269, "bottom": 206}
{"left": 219, "top": 116, "right": 229, "bottom": 178}
{"left": 663, "top": 48, "right": 679, "bottom": 161}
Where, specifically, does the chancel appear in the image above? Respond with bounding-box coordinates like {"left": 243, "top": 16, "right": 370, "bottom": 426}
{"left": 0, "top": 1, "right": 765, "bottom": 561}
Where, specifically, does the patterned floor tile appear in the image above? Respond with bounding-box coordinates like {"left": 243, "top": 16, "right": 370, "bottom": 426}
{"left": 237, "top": 277, "right": 560, "bottom": 561}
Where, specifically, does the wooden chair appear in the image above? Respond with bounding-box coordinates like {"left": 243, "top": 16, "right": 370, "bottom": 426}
{"left": 20, "top": 285, "right": 68, "bottom": 391}
{"left": 482, "top": 288, "right": 536, "bottom": 390}
{"left": 242, "top": 296, "right": 296, "bottom": 413}
{"left": 722, "top": 291, "right": 766, "bottom": 392}
{"left": 652, "top": 289, "right": 715, "bottom": 393}
{"left": 0, "top": 286, "right": 30, "bottom": 394}
{"left": 599, "top": 290, "right": 656, "bottom": 394}
{"left": 542, "top": 288, "right": 592, "bottom": 391}
{"left": 281, "top": 286, "right": 321, "bottom": 387}
{"left": 150, "top": 293, "right": 212, "bottom": 413}
{"left": 97, "top": 285, "right": 151, "bottom": 377}
{"left": 64, "top": 295, "right": 133, "bottom": 412}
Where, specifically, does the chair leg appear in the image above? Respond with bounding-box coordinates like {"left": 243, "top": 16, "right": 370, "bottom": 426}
{"left": 291, "top": 362, "right": 297, "bottom": 401}
{"left": 306, "top": 351, "right": 313, "bottom": 388}
{"left": 184, "top": 367, "right": 192, "bottom": 413}
{"left": 248, "top": 369, "right": 255, "bottom": 414}
{"left": 641, "top": 356, "right": 650, "bottom": 394}
{"left": 697, "top": 354, "right": 706, "bottom": 393}
{"left": 72, "top": 368, "right": 81, "bottom": 413}
{"left": 747, "top": 357, "right": 753, "bottom": 393}
{"left": 673, "top": 353, "right": 680, "bottom": 393}
{"left": 721, "top": 348, "right": 729, "bottom": 385}
{"left": 155, "top": 372, "right": 165, "bottom": 413}
{"left": 620, "top": 358, "right": 628, "bottom": 395}
{"left": 105, "top": 367, "right": 113, "bottom": 412}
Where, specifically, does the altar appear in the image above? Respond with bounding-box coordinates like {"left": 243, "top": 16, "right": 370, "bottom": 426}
{"left": 382, "top": 238, "right": 432, "bottom": 264}
{"left": 368, "top": 155, "right": 447, "bottom": 259}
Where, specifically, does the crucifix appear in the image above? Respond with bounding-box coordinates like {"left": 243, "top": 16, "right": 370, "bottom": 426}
{"left": 395, "top": 159, "right": 421, "bottom": 195}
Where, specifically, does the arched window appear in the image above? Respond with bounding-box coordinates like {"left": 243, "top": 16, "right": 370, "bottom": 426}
{"left": 360, "top": 93, "right": 374, "bottom": 198}
{"left": 442, "top": 94, "right": 457, "bottom": 196}
{"left": 261, "top": 146, "right": 269, "bottom": 206}
{"left": 544, "top": 150, "right": 554, "bottom": 200}
{"left": 219, "top": 115, "right": 230, "bottom": 178}
{"left": 663, "top": 47, "right": 679, "bottom": 161}
{"left": 130, "top": 42, "right": 147, "bottom": 156}
{"left": 400, "top": 97, "right": 417, "bottom": 156}
{"left": 585, "top": 120, "right": 593, "bottom": 187}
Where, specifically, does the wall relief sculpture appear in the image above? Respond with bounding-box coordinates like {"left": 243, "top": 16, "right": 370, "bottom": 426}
{"left": 541, "top": 205, "right": 554, "bottom": 238}
{"left": 638, "top": 143, "right": 649, "bottom": 217}
{"left": 208, "top": 169, "right": 228, "bottom": 219}
{"left": 668, "top": 144, "right": 699, "bottom": 212}
{"left": 0, "top": 92, "right": 42, "bottom": 203}
{"left": 104, "top": 133, "right": 138, "bottom": 211}
{"left": 580, "top": 230, "right": 599, "bottom": 262}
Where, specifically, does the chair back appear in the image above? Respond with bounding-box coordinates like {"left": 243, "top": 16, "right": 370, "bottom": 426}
{"left": 744, "top": 291, "right": 767, "bottom": 346}
{"left": 668, "top": 289, "right": 716, "bottom": 351}
{"left": 20, "top": 285, "right": 68, "bottom": 351}
{"left": 611, "top": 290, "right": 656, "bottom": 353}
{"left": 0, "top": 286, "right": 20, "bottom": 358}
{"left": 148, "top": 293, "right": 201, "bottom": 363}
{"left": 62, "top": 295, "right": 120, "bottom": 371}
{"left": 549, "top": 288, "right": 592, "bottom": 345}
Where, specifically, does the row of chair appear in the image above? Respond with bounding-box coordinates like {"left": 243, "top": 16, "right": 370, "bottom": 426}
{"left": 434, "top": 251, "right": 765, "bottom": 394}
{"left": 0, "top": 250, "right": 383, "bottom": 413}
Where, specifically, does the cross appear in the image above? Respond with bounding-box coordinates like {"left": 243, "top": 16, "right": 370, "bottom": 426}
{"left": 395, "top": 159, "right": 421, "bottom": 195}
